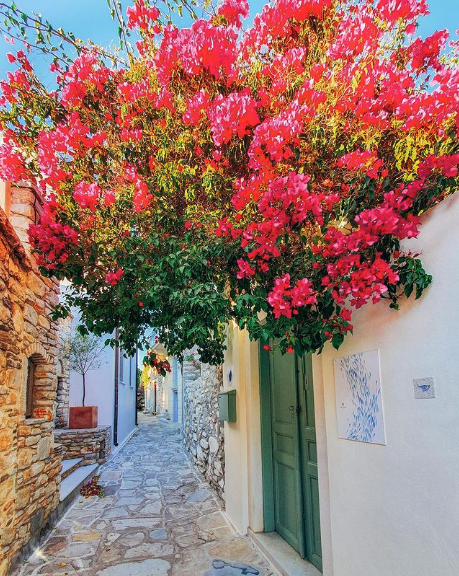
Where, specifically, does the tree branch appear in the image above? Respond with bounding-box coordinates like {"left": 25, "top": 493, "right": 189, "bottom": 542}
{"left": 0, "top": 1, "right": 125, "bottom": 68}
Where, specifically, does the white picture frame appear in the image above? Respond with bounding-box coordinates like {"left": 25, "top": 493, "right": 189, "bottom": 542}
{"left": 334, "top": 350, "right": 386, "bottom": 445}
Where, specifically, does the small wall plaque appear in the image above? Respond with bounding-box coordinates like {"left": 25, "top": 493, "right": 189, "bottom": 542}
{"left": 413, "top": 377, "right": 436, "bottom": 399}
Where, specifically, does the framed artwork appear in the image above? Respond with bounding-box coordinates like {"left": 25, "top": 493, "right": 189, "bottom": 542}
{"left": 334, "top": 350, "right": 386, "bottom": 445}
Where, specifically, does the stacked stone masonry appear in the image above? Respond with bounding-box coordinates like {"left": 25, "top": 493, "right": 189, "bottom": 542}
{"left": 54, "top": 317, "right": 72, "bottom": 428}
{"left": 53, "top": 425, "right": 112, "bottom": 465}
{"left": 182, "top": 357, "right": 225, "bottom": 500}
{"left": 0, "top": 183, "right": 62, "bottom": 576}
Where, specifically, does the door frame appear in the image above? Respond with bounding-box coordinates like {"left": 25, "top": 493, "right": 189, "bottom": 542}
{"left": 259, "top": 343, "right": 322, "bottom": 568}
{"left": 172, "top": 389, "right": 178, "bottom": 422}
{"left": 259, "top": 343, "right": 276, "bottom": 532}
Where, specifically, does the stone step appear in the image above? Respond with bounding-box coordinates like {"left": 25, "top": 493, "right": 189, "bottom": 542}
{"left": 60, "top": 463, "right": 98, "bottom": 503}
{"left": 250, "top": 531, "right": 320, "bottom": 576}
{"left": 61, "top": 457, "right": 83, "bottom": 479}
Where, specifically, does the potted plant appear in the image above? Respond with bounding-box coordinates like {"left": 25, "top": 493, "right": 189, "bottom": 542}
{"left": 66, "top": 331, "right": 106, "bottom": 428}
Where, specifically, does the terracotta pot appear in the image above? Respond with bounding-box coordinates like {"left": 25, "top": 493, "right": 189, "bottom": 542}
{"left": 69, "top": 406, "right": 98, "bottom": 429}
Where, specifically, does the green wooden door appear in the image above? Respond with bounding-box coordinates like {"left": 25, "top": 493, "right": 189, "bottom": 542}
{"left": 269, "top": 351, "right": 306, "bottom": 556}
{"left": 261, "top": 346, "right": 323, "bottom": 571}
{"left": 298, "top": 354, "right": 323, "bottom": 572}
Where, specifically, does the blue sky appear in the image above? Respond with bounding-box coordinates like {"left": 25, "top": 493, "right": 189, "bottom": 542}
{"left": 0, "top": 0, "right": 458, "bottom": 82}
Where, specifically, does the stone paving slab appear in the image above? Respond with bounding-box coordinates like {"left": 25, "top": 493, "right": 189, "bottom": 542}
{"left": 12, "top": 415, "right": 276, "bottom": 576}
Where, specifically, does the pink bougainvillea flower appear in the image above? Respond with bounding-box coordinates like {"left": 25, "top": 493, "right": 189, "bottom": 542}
{"left": 105, "top": 269, "right": 124, "bottom": 285}
{"left": 73, "top": 182, "right": 102, "bottom": 211}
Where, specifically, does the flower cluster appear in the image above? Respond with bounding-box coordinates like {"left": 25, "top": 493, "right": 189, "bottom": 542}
{"left": 182, "top": 89, "right": 211, "bottom": 126}
{"left": 126, "top": 0, "right": 160, "bottom": 31}
{"left": 73, "top": 182, "right": 102, "bottom": 211}
{"left": 105, "top": 268, "right": 124, "bottom": 285}
{"left": 28, "top": 205, "right": 79, "bottom": 270}
{"left": 208, "top": 92, "right": 260, "bottom": 147}
{"left": 336, "top": 150, "right": 385, "bottom": 179}
{"left": 155, "top": 19, "right": 238, "bottom": 85}
{"left": 80, "top": 476, "right": 104, "bottom": 498}
{"left": 217, "top": 0, "right": 249, "bottom": 28}
{"left": 0, "top": 139, "right": 28, "bottom": 181}
{"left": 143, "top": 351, "right": 171, "bottom": 377}
{"left": 267, "top": 274, "right": 317, "bottom": 319}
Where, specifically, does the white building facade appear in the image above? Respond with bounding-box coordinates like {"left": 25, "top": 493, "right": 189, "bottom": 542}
{"left": 68, "top": 324, "right": 137, "bottom": 451}
{"left": 222, "top": 194, "right": 459, "bottom": 576}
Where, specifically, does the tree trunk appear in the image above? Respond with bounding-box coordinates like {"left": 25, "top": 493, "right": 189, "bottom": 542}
{"left": 82, "top": 372, "right": 86, "bottom": 407}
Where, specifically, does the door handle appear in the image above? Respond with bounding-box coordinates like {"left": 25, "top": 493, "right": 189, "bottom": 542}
{"left": 289, "top": 405, "right": 301, "bottom": 414}
{"left": 302, "top": 357, "right": 310, "bottom": 391}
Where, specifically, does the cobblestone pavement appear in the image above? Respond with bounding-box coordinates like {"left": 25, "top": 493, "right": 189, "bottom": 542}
{"left": 13, "top": 415, "right": 276, "bottom": 576}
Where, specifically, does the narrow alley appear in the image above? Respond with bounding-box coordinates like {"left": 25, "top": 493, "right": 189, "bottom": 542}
{"left": 12, "top": 415, "right": 275, "bottom": 576}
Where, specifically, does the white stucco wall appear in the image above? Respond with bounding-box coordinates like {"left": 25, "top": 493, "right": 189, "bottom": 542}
{"left": 69, "top": 346, "right": 136, "bottom": 449}
{"left": 164, "top": 371, "right": 172, "bottom": 416}
{"left": 69, "top": 345, "right": 115, "bottom": 432}
{"left": 316, "top": 193, "right": 459, "bottom": 576}
{"left": 68, "top": 313, "right": 137, "bottom": 450}
{"left": 117, "top": 353, "right": 137, "bottom": 446}
{"left": 223, "top": 325, "right": 264, "bottom": 535}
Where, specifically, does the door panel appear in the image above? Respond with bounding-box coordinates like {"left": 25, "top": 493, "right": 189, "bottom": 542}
{"left": 310, "top": 476, "right": 322, "bottom": 564}
{"left": 269, "top": 352, "right": 305, "bottom": 556}
{"left": 274, "top": 460, "right": 300, "bottom": 546}
{"left": 299, "top": 354, "right": 323, "bottom": 572}
{"left": 172, "top": 390, "right": 178, "bottom": 422}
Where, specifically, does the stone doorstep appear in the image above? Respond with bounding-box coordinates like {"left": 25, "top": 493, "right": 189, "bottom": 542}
{"left": 249, "top": 530, "right": 321, "bottom": 576}
{"left": 60, "top": 463, "right": 99, "bottom": 503}
{"left": 61, "top": 457, "right": 83, "bottom": 479}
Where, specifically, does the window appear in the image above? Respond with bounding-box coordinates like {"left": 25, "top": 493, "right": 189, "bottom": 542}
{"left": 130, "top": 356, "right": 136, "bottom": 387}
{"left": 119, "top": 349, "right": 131, "bottom": 385}
{"left": 25, "top": 359, "right": 35, "bottom": 418}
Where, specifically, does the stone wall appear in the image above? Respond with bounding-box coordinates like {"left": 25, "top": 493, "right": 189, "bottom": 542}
{"left": 55, "top": 316, "right": 72, "bottom": 428}
{"left": 53, "top": 426, "right": 112, "bottom": 465}
{"left": 0, "top": 183, "right": 62, "bottom": 576}
{"left": 182, "top": 355, "right": 225, "bottom": 499}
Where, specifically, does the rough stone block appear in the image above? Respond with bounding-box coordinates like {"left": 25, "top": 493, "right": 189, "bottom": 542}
{"left": 37, "top": 437, "right": 51, "bottom": 460}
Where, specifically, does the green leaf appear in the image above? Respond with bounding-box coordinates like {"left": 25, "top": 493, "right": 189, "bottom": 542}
{"left": 331, "top": 332, "right": 344, "bottom": 350}
{"left": 404, "top": 284, "right": 414, "bottom": 299}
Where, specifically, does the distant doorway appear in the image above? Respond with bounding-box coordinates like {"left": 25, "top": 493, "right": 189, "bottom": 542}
{"left": 172, "top": 389, "right": 178, "bottom": 423}
{"left": 260, "top": 345, "right": 322, "bottom": 571}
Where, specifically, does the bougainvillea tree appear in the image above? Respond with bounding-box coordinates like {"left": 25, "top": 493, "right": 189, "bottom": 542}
{"left": 1, "top": 0, "right": 458, "bottom": 363}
